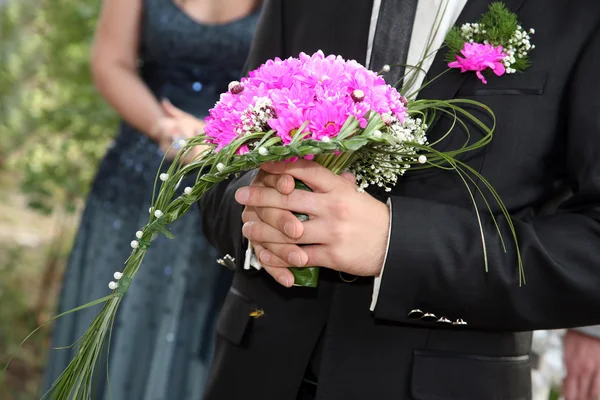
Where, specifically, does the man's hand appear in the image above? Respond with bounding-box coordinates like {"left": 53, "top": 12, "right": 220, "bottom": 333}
{"left": 236, "top": 159, "right": 390, "bottom": 287}
{"left": 563, "top": 329, "right": 600, "bottom": 400}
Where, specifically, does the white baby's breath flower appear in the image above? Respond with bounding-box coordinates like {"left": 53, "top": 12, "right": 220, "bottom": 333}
{"left": 258, "top": 146, "right": 269, "bottom": 156}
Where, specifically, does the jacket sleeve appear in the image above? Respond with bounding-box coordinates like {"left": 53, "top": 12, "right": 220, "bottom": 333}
{"left": 373, "top": 24, "right": 600, "bottom": 332}
{"left": 199, "top": 0, "right": 284, "bottom": 267}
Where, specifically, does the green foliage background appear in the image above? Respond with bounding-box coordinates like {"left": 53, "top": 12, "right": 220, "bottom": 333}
{"left": 0, "top": 1, "right": 116, "bottom": 398}
{"left": 1, "top": 0, "right": 117, "bottom": 214}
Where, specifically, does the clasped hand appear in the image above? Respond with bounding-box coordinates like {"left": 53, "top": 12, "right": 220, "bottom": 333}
{"left": 153, "top": 99, "right": 208, "bottom": 164}
{"left": 236, "top": 159, "right": 390, "bottom": 287}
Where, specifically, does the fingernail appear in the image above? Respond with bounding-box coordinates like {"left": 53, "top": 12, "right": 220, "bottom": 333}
{"left": 283, "top": 222, "right": 296, "bottom": 238}
{"left": 288, "top": 252, "right": 301, "bottom": 266}
{"left": 260, "top": 250, "right": 271, "bottom": 263}
{"left": 278, "top": 275, "right": 289, "bottom": 287}
{"left": 235, "top": 187, "right": 249, "bottom": 203}
{"left": 241, "top": 222, "right": 253, "bottom": 238}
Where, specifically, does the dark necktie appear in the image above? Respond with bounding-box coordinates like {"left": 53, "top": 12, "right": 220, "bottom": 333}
{"left": 300, "top": 3, "right": 421, "bottom": 393}
{"left": 369, "top": 0, "right": 419, "bottom": 87}
{"left": 367, "top": 0, "right": 420, "bottom": 202}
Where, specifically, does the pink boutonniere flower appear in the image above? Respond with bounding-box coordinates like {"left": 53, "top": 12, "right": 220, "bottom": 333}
{"left": 448, "top": 42, "right": 507, "bottom": 84}
{"left": 444, "top": 2, "right": 535, "bottom": 84}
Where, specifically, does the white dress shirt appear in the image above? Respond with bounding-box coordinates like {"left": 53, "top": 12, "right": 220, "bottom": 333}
{"left": 370, "top": 0, "right": 468, "bottom": 310}
{"left": 244, "top": 0, "right": 468, "bottom": 310}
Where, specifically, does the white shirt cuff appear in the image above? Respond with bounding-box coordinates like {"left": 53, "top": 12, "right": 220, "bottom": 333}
{"left": 370, "top": 198, "right": 392, "bottom": 311}
{"left": 243, "top": 240, "right": 263, "bottom": 271}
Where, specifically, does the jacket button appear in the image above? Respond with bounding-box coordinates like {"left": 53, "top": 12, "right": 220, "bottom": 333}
{"left": 421, "top": 313, "right": 437, "bottom": 322}
{"left": 407, "top": 309, "right": 424, "bottom": 319}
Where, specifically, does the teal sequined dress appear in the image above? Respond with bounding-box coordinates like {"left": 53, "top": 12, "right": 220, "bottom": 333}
{"left": 41, "top": 2, "right": 259, "bottom": 398}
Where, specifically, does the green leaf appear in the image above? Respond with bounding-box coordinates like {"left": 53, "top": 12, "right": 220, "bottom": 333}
{"left": 268, "top": 146, "right": 289, "bottom": 156}
{"left": 155, "top": 223, "right": 175, "bottom": 239}
{"left": 444, "top": 26, "right": 465, "bottom": 63}
{"left": 342, "top": 138, "right": 369, "bottom": 151}
{"left": 289, "top": 267, "right": 319, "bottom": 288}
{"left": 317, "top": 141, "right": 339, "bottom": 151}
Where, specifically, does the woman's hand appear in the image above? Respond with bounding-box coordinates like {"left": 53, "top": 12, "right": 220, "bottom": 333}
{"left": 152, "top": 99, "right": 208, "bottom": 164}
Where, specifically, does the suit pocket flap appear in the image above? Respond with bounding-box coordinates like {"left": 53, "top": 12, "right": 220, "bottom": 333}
{"left": 216, "top": 287, "right": 255, "bottom": 345}
{"left": 457, "top": 71, "right": 548, "bottom": 96}
{"left": 411, "top": 350, "right": 531, "bottom": 400}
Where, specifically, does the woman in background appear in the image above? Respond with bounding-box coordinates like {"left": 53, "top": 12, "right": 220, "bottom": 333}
{"left": 42, "top": 0, "right": 261, "bottom": 398}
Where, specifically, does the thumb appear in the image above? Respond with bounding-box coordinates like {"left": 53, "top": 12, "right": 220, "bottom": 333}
{"left": 161, "top": 99, "right": 187, "bottom": 118}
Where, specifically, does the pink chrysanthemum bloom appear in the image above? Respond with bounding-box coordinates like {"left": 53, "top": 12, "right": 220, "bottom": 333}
{"left": 249, "top": 57, "right": 301, "bottom": 89}
{"left": 307, "top": 99, "right": 350, "bottom": 140}
{"left": 448, "top": 42, "right": 507, "bottom": 84}
{"left": 204, "top": 51, "right": 409, "bottom": 152}
{"left": 268, "top": 106, "right": 308, "bottom": 144}
{"left": 298, "top": 51, "right": 349, "bottom": 88}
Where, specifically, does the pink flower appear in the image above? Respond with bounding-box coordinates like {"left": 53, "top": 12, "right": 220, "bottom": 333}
{"left": 307, "top": 99, "right": 349, "bottom": 140}
{"left": 448, "top": 42, "right": 507, "bottom": 84}
{"left": 268, "top": 106, "right": 308, "bottom": 144}
{"left": 249, "top": 57, "right": 301, "bottom": 89}
{"left": 204, "top": 50, "right": 411, "bottom": 151}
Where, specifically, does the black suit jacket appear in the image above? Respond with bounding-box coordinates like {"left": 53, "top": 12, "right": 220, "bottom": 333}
{"left": 200, "top": 1, "right": 600, "bottom": 399}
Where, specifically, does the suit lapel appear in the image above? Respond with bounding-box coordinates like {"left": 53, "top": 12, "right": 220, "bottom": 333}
{"left": 417, "top": 0, "right": 527, "bottom": 101}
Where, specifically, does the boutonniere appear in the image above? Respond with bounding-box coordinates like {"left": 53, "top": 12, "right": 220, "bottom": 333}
{"left": 445, "top": 2, "right": 535, "bottom": 84}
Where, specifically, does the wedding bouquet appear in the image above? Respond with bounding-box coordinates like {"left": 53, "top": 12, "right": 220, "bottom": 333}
{"left": 33, "top": 50, "right": 514, "bottom": 399}
{"left": 26, "top": 4, "right": 535, "bottom": 398}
